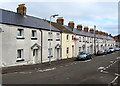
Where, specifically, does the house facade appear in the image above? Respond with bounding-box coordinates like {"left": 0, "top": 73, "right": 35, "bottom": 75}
{"left": 0, "top": 4, "right": 116, "bottom": 67}
{"left": 50, "top": 18, "right": 75, "bottom": 59}
{"left": 65, "top": 23, "right": 116, "bottom": 56}
{"left": 1, "top": 4, "right": 61, "bottom": 67}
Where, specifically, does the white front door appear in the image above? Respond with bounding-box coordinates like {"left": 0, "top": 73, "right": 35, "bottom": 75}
{"left": 33, "top": 49, "right": 38, "bottom": 64}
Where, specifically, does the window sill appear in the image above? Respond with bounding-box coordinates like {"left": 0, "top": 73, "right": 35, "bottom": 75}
{"left": 31, "top": 37, "right": 37, "bottom": 40}
{"left": 56, "top": 39, "right": 60, "bottom": 41}
{"left": 48, "top": 55, "right": 53, "bottom": 58}
{"left": 16, "top": 59, "right": 24, "bottom": 62}
{"left": 48, "top": 39, "right": 53, "bottom": 41}
{"left": 17, "top": 37, "right": 25, "bottom": 39}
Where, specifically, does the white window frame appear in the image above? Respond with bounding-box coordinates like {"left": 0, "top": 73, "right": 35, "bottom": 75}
{"left": 56, "top": 33, "right": 60, "bottom": 39}
{"left": 31, "top": 30, "right": 37, "bottom": 38}
{"left": 17, "top": 49, "right": 24, "bottom": 61}
{"left": 48, "top": 32, "right": 53, "bottom": 39}
{"left": 48, "top": 48, "right": 53, "bottom": 56}
{"left": 17, "top": 29, "right": 24, "bottom": 38}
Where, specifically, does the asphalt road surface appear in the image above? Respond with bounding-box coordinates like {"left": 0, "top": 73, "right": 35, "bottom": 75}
{"left": 2, "top": 51, "right": 120, "bottom": 85}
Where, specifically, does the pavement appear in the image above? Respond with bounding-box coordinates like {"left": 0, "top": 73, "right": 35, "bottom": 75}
{"left": 2, "top": 57, "right": 77, "bottom": 74}
{"left": 2, "top": 51, "right": 120, "bottom": 85}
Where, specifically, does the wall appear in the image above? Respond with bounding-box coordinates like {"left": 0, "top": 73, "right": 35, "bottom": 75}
{"left": 42, "top": 30, "right": 61, "bottom": 63}
{"left": 61, "top": 33, "right": 75, "bottom": 59}
{"left": 2, "top": 24, "right": 41, "bottom": 67}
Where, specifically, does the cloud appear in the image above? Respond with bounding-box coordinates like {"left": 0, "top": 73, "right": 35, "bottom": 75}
{"left": 0, "top": 1, "right": 118, "bottom": 36}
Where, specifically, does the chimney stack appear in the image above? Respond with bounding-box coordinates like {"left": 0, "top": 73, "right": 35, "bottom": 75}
{"left": 57, "top": 17, "right": 64, "bottom": 25}
{"left": 95, "top": 30, "right": 99, "bottom": 34}
{"left": 77, "top": 24, "right": 82, "bottom": 30}
{"left": 68, "top": 21, "right": 74, "bottom": 28}
{"left": 90, "top": 28, "right": 94, "bottom": 33}
{"left": 17, "top": 4, "right": 26, "bottom": 16}
{"left": 84, "top": 26, "right": 89, "bottom": 32}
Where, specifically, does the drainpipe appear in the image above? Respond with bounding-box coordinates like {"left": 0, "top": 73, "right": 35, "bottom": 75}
{"left": 60, "top": 32, "right": 62, "bottom": 60}
{"left": 40, "top": 29, "right": 43, "bottom": 63}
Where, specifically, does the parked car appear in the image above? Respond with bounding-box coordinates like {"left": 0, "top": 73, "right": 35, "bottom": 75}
{"left": 114, "top": 48, "right": 120, "bottom": 51}
{"left": 104, "top": 49, "right": 111, "bottom": 54}
{"left": 96, "top": 50, "right": 106, "bottom": 55}
{"left": 76, "top": 52, "right": 92, "bottom": 60}
{"left": 109, "top": 48, "right": 115, "bottom": 52}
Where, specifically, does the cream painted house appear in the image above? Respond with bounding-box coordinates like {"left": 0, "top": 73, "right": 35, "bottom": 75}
{"left": 50, "top": 18, "right": 75, "bottom": 59}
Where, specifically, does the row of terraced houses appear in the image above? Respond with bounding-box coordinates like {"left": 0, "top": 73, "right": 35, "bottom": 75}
{"left": 0, "top": 4, "right": 116, "bottom": 67}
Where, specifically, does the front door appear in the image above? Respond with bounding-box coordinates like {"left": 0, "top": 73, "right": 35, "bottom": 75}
{"left": 33, "top": 49, "right": 38, "bottom": 64}
{"left": 72, "top": 46, "right": 74, "bottom": 57}
{"left": 57, "top": 48, "right": 59, "bottom": 60}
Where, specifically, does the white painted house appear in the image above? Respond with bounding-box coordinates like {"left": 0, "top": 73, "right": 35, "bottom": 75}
{"left": 0, "top": 4, "right": 61, "bottom": 67}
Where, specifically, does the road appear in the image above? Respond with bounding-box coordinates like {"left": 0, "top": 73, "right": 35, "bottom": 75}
{"left": 2, "top": 51, "right": 120, "bottom": 85}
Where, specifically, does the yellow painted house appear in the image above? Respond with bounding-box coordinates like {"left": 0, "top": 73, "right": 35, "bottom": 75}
{"left": 50, "top": 17, "right": 75, "bottom": 59}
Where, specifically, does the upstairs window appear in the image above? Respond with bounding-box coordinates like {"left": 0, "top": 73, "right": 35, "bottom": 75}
{"left": 67, "top": 35, "right": 69, "bottom": 40}
{"left": 72, "top": 36, "right": 74, "bottom": 40}
{"left": 31, "top": 30, "right": 37, "bottom": 40}
{"left": 48, "top": 32, "right": 53, "bottom": 40}
{"left": 79, "top": 37, "right": 81, "bottom": 42}
{"left": 56, "top": 33, "right": 60, "bottom": 39}
{"left": 17, "top": 29, "right": 24, "bottom": 38}
{"left": 31, "top": 30, "right": 37, "bottom": 38}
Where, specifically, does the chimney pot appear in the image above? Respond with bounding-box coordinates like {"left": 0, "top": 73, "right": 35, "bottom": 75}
{"left": 77, "top": 24, "right": 82, "bottom": 30}
{"left": 84, "top": 26, "right": 89, "bottom": 32}
{"left": 57, "top": 17, "right": 64, "bottom": 25}
{"left": 68, "top": 21, "right": 74, "bottom": 28}
{"left": 90, "top": 28, "right": 94, "bottom": 33}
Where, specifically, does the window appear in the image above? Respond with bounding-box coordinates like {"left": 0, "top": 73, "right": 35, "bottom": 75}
{"left": 17, "top": 49, "right": 24, "bottom": 62}
{"left": 56, "top": 33, "right": 60, "bottom": 41}
{"left": 31, "top": 30, "right": 37, "bottom": 38}
{"left": 67, "top": 35, "right": 69, "bottom": 40}
{"left": 79, "top": 47, "right": 81, "bottom": 52}
{"left": 48, "top": 32, "right": 53, "bottom": 40}
{"left": 87, "top": 37, "right": 89, "bottom": 43}
{"left": 66, "top": 47, "right": 69, "bottom": 54}
{"left": 72, "top": 36, "right": 74, "bottom": 40}
{"left": 17, "top": 29, "right": 24, "bottom": 38}
{"left": 83, "top": 37, "right": 85, "bottom": 42}
{"left": 79, "top": 37, "right": 81, "bottom": 42}
{"left": 48, "top": 48, "right": 52, "bottom": 56}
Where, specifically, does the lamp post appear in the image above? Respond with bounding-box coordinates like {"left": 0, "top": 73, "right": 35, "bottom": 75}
{"left": 49, "top": 14, "right": 59, "bottom": 64}
{"left": 94, "top": 25, "right": 96, "bottom": 55}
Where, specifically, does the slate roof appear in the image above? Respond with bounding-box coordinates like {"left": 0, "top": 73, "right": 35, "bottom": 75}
{"left": 63, "top": 25, "right": 114, "bottom": 40}
{"left": 0, "top": 9, "right": 60, "bottom": 32}
{"left": 48, "top": 22, "right": 74, "bottom": 34}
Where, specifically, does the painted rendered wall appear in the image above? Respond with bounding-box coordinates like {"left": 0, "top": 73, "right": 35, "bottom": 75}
{"left": 61, "top": 33, "right": 75, "bottom": 59}
{"left": 2, "top": 24, "right": 41, "bottom": 67}
{"left": 42, "top": 30, "right": 61, "bottom": 63}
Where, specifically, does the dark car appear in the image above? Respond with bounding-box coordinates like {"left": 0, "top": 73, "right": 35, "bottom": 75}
{"left": 76, "top": 52, "right": 92, "bottom": 60}
{"left": 96, "top": 50, "right": 105, "bottom": 55}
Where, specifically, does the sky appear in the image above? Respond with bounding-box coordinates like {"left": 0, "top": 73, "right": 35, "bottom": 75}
{"left": 0, "top": 0, "right": 119, "bottom": 36}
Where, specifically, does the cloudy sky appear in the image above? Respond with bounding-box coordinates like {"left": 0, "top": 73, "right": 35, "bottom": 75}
{"left": 0, "top": 0, "right": 119, "bottom": 36}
